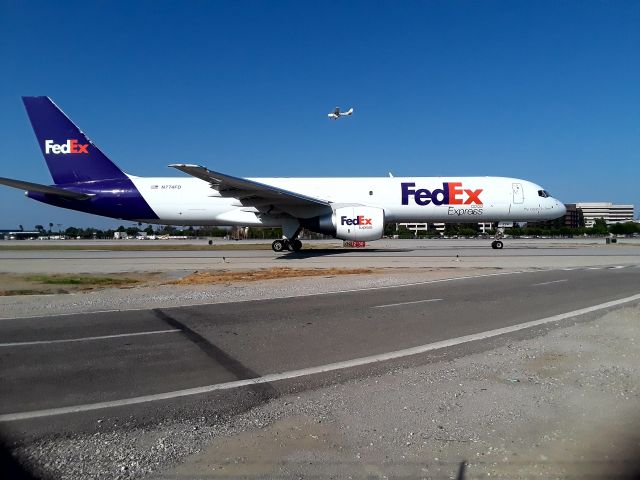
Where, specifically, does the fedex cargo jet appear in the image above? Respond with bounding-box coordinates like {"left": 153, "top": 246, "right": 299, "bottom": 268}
{"left": 0, "top": 97, "right": 566, "bottom": 251}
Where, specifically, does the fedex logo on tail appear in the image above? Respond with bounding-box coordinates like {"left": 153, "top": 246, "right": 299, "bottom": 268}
{"left": 401, "top": 182, "right": 483, "bottom": 206}
{"left": 341, "top": 215, "right": 372, "bottom": 226}
{"left": 44, "top": 140, "right": 89, "bottom": 155}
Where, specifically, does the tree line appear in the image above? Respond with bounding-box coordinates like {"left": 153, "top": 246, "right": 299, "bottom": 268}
{"left": 29, "top": 218, "right": 640, "bottom": 240}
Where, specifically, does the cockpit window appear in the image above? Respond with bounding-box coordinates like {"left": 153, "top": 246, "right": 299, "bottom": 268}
{"left": 538, "top": 190, "right": 551, "bottom": 198}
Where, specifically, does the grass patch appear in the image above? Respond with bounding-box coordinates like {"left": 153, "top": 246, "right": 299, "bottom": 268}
{"left": 0, "top": 289, "right": 60, "bottom": 296}
{"left": 173, "top": 267, "right": 375, "bottom": 285}
{"left": 26, "top": 275, "right": 139, "bottom": 286}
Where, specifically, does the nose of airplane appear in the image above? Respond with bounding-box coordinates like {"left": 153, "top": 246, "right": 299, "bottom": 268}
{"left": 554, "top": 200, "right": 566, "bottom": 217}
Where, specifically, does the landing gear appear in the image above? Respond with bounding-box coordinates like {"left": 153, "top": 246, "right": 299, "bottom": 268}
{"left": 491, "top": 226, "right": 505, "bottom": 250}
{"left": 271, "top": 238, "right": 303, "bottom": 252}
{"left": 272, "top": 220, "right": 304, "bottom": 253}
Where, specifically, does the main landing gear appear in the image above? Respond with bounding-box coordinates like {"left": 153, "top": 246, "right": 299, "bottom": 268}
{"left": 272, "top": 220, "right": 303, "bottom": 252}
{"left": 272, "top": 238, "right": 302, "bottom": 252}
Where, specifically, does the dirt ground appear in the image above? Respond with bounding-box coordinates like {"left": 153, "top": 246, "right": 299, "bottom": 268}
{"left": 0, "top": 268, "right": 378, "bottom": 295}
{"left": 0, "top": 272, "right": 160, "bottom": 296}
{"left": 172, "top": 267, "right": 375, "bottom": 285}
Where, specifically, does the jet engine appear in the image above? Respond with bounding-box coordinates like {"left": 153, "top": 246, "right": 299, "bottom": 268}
{"left": 301, "top": 206, "right": 385, "bottom": 241}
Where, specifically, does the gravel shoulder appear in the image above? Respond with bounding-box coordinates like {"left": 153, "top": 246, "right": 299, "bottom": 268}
{"left": 0, "top": 267, "right": 508, "bottom": 319}
{"left": 9, "top": 302, "right": 640, "bottom": 479}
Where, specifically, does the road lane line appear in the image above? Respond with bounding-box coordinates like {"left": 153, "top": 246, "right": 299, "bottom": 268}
{"left": 1, "top": 292, "right": 638, "bottom": 422}
{"left": 531, "top": 279, "right": 568, "bottom": 287}
{"left": 373, "top": 299, "right": 443, "bottom": 308}
{"left": 0, "top": 329, "right": 181, "bottom": 347}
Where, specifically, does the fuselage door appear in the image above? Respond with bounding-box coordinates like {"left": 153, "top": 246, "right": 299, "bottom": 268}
{"left": 512, "top": 183, "right": 524, "bottom": 204}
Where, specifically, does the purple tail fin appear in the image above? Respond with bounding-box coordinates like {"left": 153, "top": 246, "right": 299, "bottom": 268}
{"left": 22, "top": 97, "right": 127, "bottom": 185}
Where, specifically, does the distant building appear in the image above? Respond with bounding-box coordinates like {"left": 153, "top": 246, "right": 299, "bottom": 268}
{"left": 562, "top": 204, "right": 584, "bottom": 229}
{"left": 401, "top": 223, "right": 428, "bottom": 235}
{"left": 0, "top": 230, "right": 40, "bottom": 240}
{"left": 398, "top": 223, "right": 445, "bottom": 235}
{"left": 575, "top": 202, "right": 634, "bottom": 228}
{"left": 528, "top": 203, "right": 584, "bottom": 229}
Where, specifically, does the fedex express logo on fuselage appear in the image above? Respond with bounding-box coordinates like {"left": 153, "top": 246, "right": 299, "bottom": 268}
{"left": 44, "top": 139, "right": 89, "bottom": 154}
{"left": 341, "top": 215, "right": 372, "bottom": 226}
{"left": 401, "top": 182, "right": 483, "bottom": 206}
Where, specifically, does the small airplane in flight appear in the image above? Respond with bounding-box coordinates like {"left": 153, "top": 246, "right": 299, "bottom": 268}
{"left": 327, "top": 107, "right": 354, "bottom": 120}
{"left": 0, "top": 97, "right": 566, "bottom": 251}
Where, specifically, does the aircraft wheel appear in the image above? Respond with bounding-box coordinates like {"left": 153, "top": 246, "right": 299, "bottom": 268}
{"left": 272, "top": 240, "right": 285, "bottom": 252}
{"left": 491, "top": 240, "right": 504, "bottom": 250}
{"left": 290, "top": 239, "right": 302, "bottom": 252}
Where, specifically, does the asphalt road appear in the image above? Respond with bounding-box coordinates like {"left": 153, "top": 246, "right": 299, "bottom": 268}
{"left": 1, "top": 265, "right": 638, "bottom": 437}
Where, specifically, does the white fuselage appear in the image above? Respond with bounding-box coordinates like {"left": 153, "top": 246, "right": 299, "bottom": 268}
{"left": 127, "top": 175, "right": 565, "bottom": 226}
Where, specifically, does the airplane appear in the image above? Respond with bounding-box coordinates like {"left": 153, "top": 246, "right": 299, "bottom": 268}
{"left": 327, "top": 107, "right": 353, "bottom": 119}
{"left": 0, "top": 97, "right": 566, "bottom": 252}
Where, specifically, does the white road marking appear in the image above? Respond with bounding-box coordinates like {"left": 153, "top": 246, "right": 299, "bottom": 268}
{"left": 531, "top": 279, "right": 568, "bottom": 287}
{"left": 373, "top": 299, "right": 443, "bottom": 308}
{"left": 1, "top": 292, "right": 639, "bottom": 422}
{"left": 0, "top": 329, "right": 181, "bottom": 347}
{"left": 611, "top": 266, "right": 625, "bottom": 269}
{"left": 587, "top": 267, "right": 603, "bottom": 270}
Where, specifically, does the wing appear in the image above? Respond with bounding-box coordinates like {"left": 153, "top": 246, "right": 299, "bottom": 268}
{"left": 0, "top": 177, "right": 93, "bottom": 200}
{"left": 169, "top": 164, "right": 331, "bottom": 216}
{"left": 333, "top": 107, "right": 340, "bottom": 114}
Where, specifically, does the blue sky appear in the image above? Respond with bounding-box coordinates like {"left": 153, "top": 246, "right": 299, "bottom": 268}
{"left": 1, "top": 0, "right": 638, "bottom": 229}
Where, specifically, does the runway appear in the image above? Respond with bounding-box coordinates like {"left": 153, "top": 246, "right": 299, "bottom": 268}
{"left": 1, "top": 238, "right": 639, "bottom": 273}
{"left": 1, "top": 266, "right": 639, "bottom": 435}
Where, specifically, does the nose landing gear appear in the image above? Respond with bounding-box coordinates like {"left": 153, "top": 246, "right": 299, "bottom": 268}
{"left": 491, "top": 226, "right": 505, "bottom": 250}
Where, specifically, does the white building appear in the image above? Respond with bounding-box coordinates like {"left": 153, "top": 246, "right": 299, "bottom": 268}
{"left": 576, "top": 203, "right": 634, "bottom": 228}
{"left": 398, "top": 222, "right": 493, "bottom": 235}
{"left": 401, "top": 223, "right": 428, "bottom": 235}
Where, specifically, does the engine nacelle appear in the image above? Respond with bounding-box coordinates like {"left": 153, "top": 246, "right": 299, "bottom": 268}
{"left": 301, "top": 206, "right": 385, "bottom": 241}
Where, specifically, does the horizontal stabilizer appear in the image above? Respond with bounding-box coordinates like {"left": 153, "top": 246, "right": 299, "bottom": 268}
{"left": 0, "top": 177, "right": 93, "bottom": 200}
